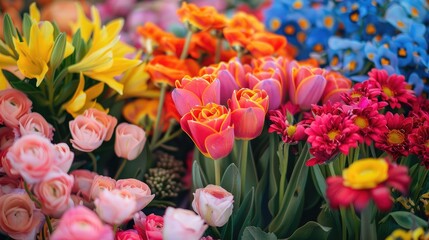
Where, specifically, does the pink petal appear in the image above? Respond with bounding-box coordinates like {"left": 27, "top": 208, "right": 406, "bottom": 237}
{"left": 202, "top": 79, "right": 221, "bottom": 105}
{"left": 172, "top": 89, "right": 202, "bottom": 116}
{"left": 204, "top": 126, "right": 235, "bottom": 160}
{"left": 295, "top": 75, "right": 327, "bottom": 110}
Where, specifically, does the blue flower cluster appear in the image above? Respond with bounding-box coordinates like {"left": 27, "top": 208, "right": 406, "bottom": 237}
{"left": 264, "top": 0, "right": 429, "bottom": 96}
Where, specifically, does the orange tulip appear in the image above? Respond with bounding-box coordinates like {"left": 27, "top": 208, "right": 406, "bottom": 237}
{"left": 322, "top": 71, "right": 352, "bottom": 103}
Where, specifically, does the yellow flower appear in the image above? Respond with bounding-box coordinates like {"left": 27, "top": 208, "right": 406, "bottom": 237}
{"left": 343, "top": 158, "right": 388, "bottom": 189}
{"left": 0, "top": 71, "right": 10, "bottom": 90}
{"left": 386, "top": 229, "right": 412, "bottom": 240}
{"left": 63, "top": 73, "right": 106, "bottom": 118}
{"left": 70, "top": 3, "right": 93, "bottom": 42}
{"left": 29, "top": 2, "right": 40, "bottom": 22}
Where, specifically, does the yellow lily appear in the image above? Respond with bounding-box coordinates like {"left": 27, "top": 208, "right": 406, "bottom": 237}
{"left": 70, "top": 3, "right": 93, "bottom": 42}
{"left": 63, "top": 73, "right": 106, "bottom": 118}
{"left": 0, "top": 71, "right": 10, "bottom": 90}
{"left": 29, "top": 2, "right": 40, "bottom": 22}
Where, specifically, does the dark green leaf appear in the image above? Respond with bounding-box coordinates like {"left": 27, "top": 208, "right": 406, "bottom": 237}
{"left": 285, "top": 221, "right": 331, "bottom": 240}
{"left": 242, "top": 227, "right": 277, "bottom": 240}
{"left": 192, "top": 160, "right": 208, "bottom": 189}
{"left": 379, "top": 211, "right": 428, "bottom": 229}
{"left": 50, "top": 33, "right": 67, "bottom": 70}
{"left": 221, "top": 163, "right": 241, "bottom": 210}
{"left": 3, "top": 14, "right": 18, "bottom": 57}
{"left": 22, "top": 14, "right": 32, "bottom": 43}
{"left": 234, "top": 188, "right": 255, "bottom": 239}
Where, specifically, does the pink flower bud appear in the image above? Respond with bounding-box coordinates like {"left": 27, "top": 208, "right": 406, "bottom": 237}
{"left": 163, "top": 207, "right": 207, "bottom": 240}
{"left": 116, "top": 229, "right": 143, "bottom": 240}
{"left": 116, "top": 179, "right": 155, "bottom": 211}
{"left": 89, "top": 175, "right": 116, "bottom": 201}
{"left": 53, "top": 143, "right": 74, "bottom": 173}
{"left": 83, "top": 108, "right": 118, "bottom": 141}
{"left": 0, "top": 89, "right": 32, "bottom": 128}
{"left": 18, "top": 112, "right": 54, "bottom": 140}
{"left": 114, "top": 123, "right": 146, "bottom": 160}
{"left": 69, "top": 115, "right": 107, "bottom": 152}
{"left": 94, "top": 189, "right": 137, "bottom": 225}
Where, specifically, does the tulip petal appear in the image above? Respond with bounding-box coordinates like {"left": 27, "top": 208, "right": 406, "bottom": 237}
{"left": 231, "top": 108, "right": 265, "bottom": 139}
{"left": 253, "top": 79, "right": 281, "bottom": 110}
{"left": 205, "top": 126, "right": 234, "bottom": 160}
{"left": 217, "top": 70, "right": 240, "bottom": 104}
{"left": 187, "top": 120, "right": 218, "bottom": 156}
{"left": 172, "top": 89, "right": 202, "bottom": 116}
{"left": 295, "top": 75, "right": 327, "bottom": 110}
{"left": 202, "top": 79, "right": 221, "bottom": 105}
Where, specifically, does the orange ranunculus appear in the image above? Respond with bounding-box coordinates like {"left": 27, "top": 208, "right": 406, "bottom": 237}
{"left": 248, "top": 32, "right": 287, "bottom": 57}
{"left": 228, "top": 88, "right": 268, "bottom": 140}
{"left": 177, "top": 2, "right": 227, "bottom": 31}
{"left": 189, "top": 31, "right": 216, "bottom": 59}
{"left": 223, "top": 27, "right": 252, "bottom": 52}
{"left": 227, "top": 11, "right": 265, "bottom": 33}
{"left": 159, "top": 34, "right": 185, "bottom": 58}
{"left": 137, "top": 22, "right": 175, "bottom": 54}
{"left": 322, "top": 71, "right": 352, "bottom": 103}
{"left": 180, "top": 103, "right": 234, "bottom": 160}
{"left": 146, "top": 55, "right": 195, "bottom": 87}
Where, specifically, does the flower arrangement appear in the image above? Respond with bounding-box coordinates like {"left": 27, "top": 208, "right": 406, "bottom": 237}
{"left": 0, "top": 1, "right": 428, "bottom": 240}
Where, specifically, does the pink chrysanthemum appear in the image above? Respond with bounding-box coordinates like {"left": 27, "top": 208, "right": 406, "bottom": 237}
{"left": 373, "top": 112, "right": 413, "bottom": 160}
{"left": 327, "top": 158, "right": 410, "bottom": 212}
{"left": 367, "top": 69, "right": 415, "bottom": 109}
{"left": 351, "top": 99, "right": 387, "bottom": 146}
{"left": 409, "top": 122, "right": 429, "bottom": 168}
{"left": 342, "top": 80, "right": 383, "bottom": 107}
{"left": 305, "top": 114, "right": 362, "bottom": 166}
{"left": 268, "top": 102, "right": 306, "bottom": 144}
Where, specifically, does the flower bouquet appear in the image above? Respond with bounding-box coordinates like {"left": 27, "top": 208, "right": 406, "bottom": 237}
{"left": 0, "top": 0, "right": 428, "bottom": 240}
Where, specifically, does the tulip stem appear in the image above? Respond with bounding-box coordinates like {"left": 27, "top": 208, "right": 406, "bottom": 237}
{"left": 88, "top": 152, "right": 98, "bottom": 173}
{"left": 113, "top": 224, "right": 118, "bottom": 235}
{"left": 151, "top": 82, "right": 168, "bottom": 149}
{"left": 180, "top": 30, "right": 193, "bottom": 60}
{"left": 278, "top": 143, "right": 289, "bottom": 204}
{"left": 211, "top": 226, "right": 221, "bottom": 238}
{"left": 214, "top": 159, "right": 221, "bottom": 186}
{"left": 240, "top": 140, "right": 249, "bottom": 196}
{"left": 114, "top": 158, "right": 128, "bottom": 180}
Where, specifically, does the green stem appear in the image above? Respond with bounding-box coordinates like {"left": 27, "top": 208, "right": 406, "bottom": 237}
{"left": 88, "top": 152, "right": 98, "bottom": 173}
{"left": 113, "top": 224, "right": 118, "bottom": 235}
{"left": 214, "top": 159, "right": 221, "bottom": 186}
{"left": 114, "top": 158, "right": 128, "bottom": 180}
{"left": 180, "top": 30, "right": 193, "bottom": 60}
{"left": 215, "top": 36, "right": 222, "bottom": 63}
{"left": 340, "top": 208, "right": 348, "bottom": 240}
{"left": 240, "top": 140, "right": 249, "bottom": 196}
{"left": 328, "top": 162, "right": 336, "bottom": 176}
{"left": 211, "top": 226, "right": 221, "bottom": 239}
{"left": 150, "top": 129, "right": 182, "bottom": 151}
{"left": 24, "top": 182, "right": 53, "bottom": 234}
{"left": 360, "top": 203, "right": 376, "bottom": 240}
{"left": 45, "top": 215, "right": 53, "bottom": 234}
{"left": 150, "top": 82, "right": 168, "bottom": 149}
{"left": 279, "top": 143, "right": 289, "bottom": 204}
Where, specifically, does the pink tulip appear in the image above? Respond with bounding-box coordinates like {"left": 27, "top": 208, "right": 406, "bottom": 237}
{"left": 89, "top": 175, "right": 116, "bottom": 200}
{"left": 116, "top": 179, "right": 155, "bottom": 211}
{"left": 70, "top": 169, "right": 98, "bottom": 201}
{"left": 228, "top": 88, "right": 268, "bottom": 140}
{"left": 0, "top": 176, "right": 21, "bottom": 196}
{"left": 172, "top": 75, "right": 220, "bottom": 116}
{"left": 163, "top": 207, "right": 207, "bottom": 240}
{"left": 51, "top": 206, "right": 114, "bottom": 240}
{"left": 53, "top": 143, "right": 74, "bottom": 173}
{"left": 0, "top": 127, "right": 17, "bottom": 151}
{"left": 322, "top": 71, "right": 352, "bottom": 104}
{"left": 94, "top": 189, "right": 137, "bottom": 225}
{"left": 69, "top": 115, "right": 107, "bottom": 152}
{"left": 0, "top": 89, "right": 32, "bottom": 128}
{"left": 7, "top": 134, "right": 55, "bottom": 183}
{"left": 33, "top": 169, "right": 74, "bottom": 218}
{"left": 247, "top": 69, "right": 283, "bottom": 110}
{"left": 0, "top": 191, "right": 44, "bottom": 240}
{"left": 115, "top": 123, "right": 146, "bottom": 160}
{"left": 18, "top": 112, "right": 54, "bottom": 140}
{"left": 192, "top": 185, "right": 234, "bottom": 227}
{"left": 180, "top": 103, "right": 234, "bottom": 160}
{"left": 83, "top": 108, "right": 118, "bottom": 141}
{"left": 116, "top": 229, "right": 143, "bottom": 240}
{"left": 134, "top": 212, "right": 164, "bottom": 240}
{"left": 287, "top": 61, "right": 327, "bottom": 110}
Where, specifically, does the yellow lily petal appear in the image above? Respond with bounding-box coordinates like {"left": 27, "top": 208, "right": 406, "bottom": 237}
{"left": 64, "top": 41, "right": 75, "bottom": 59}
{"left": 112, "top": 39, "right": 135, "bottom": 58}
{"left": 0, "top": 71, "right": 10, "bottom": 90}
{"left": 71, "top": 4, "right": 93, "bottom": 42}
{"left": 64, "top": 73, "right": 86, "bottom": 115}
{"left": 85, "top": 82, "right": 104, "bottom": 99}
{"left": 90, "top": 19, "right": 124, "bottom": 55}
{"left": 29, "top": 3, "right": 40, "bottom": 22}
{"left": 68, "top": 48, "right": 114, "bottom": 73}
{"left": 0, "top": 54, "right": 16, "bottom": 68}
{"left": 29, "top": 21, "right": 54, "bottom": 62}
{"left": 85, "top": 72, "right": 124, "bottom": 95}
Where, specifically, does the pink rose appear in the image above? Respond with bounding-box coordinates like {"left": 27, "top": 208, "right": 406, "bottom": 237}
{"left": 0, "top": 89, "right": 32, "bottom": 128}
{"left": 134, "top": 212, "right": 163, "bottom": 240}
{"left": 94, "top": 189, "right": 137, "bottom": 225}
{"left": 70, "top": 169, "right": 98, "bottom": 201}
{"left": 116, "top": 229, "right": 143, "bottom": 240}
{"left": 69, "top": 115, "right": 107, "bottom": 152}
{"left": 0, "top": 127, "right": 17, "bottom": 151}
{"left": 7, "top": 134, "right": 56, "bottom": 183}
{"left": 89, "top": 175, "right": 116, "bottom": 200}
{"left": 83, "top": 108, "right": 118, "bottom": 141}
{"left": 163, "top": 207, "right": 207, "bottom": 240}
{"left": 33, "top": 169, "right": 74, "bottom": 218}
{"left": 0, "top": 191, "right": 44, "bottom": 240}
{"left": 1, "top": 149, "right": 20, "bottom": 178}
{"left": 18, "top": 112, "right": 54, "bottom": 140}
{"left": 53, "top": 143, "right": 74, "bottom": 173}
{"left": 51, "top": 206, "right": 114, "bottom": 240}
{"left": 116, "top": 179, "right": 155, "bottom": 211}
{"left": 114, "top": 123, "right": 146, "bottom": 160}
{"left": 192, "top": 185, "right": 234, "bottom": 227}
{"left": 0, "top": 176, "right": 21, "bottom": 196}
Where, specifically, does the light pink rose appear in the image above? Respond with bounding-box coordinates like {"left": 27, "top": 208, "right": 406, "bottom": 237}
{"left": 53, "top": 143, "right": 74, "bottom": 173}
{"left": 51, "top": 206, "right": 114, "bottom": 240}
{"left": 0, "top": 89, "right": 32, "bottom": 128}
{"left": 18, "top": 112, "right": 54, "bottom": 140}
{"left": 116, "top": 229, "right": 143, "bottom": 240}
{"left": 70, "top": 169, "right": 98, "bottom": 201}
{"left": 94, "top": 189, "right": 137, "bottom": 225}
{"left": 114, "top": 123, "right": 146, "bottom": 160}
{"left": 7, "top": 134, "right": 56, "bottom": 183}
{"left": 83, "top": 108, "right": 118, "bottom": 141}
{"left": 0, "top": 127, "right": 17, "bottom": 151}
{"left": 163, "top": 207, "right": 207, "bottom": 240}
{"left": 33, "top": 169, "right": 74, "bottom": 218}
{"left": 0, "top": 191, "right": 44, "bottom": 240}
{"left": 89, "top": 175, "right": 116, "bottom": 200}
{"left": 69, "top": 115, "right": 107, "bottom": 152}
{"left": 0, "top": 176, "right": 21, "bottom": 196}
{"left": 116, "top": 179, "right": 155, "bottom": 211}
{"left": 1, "top": 149, "right": 20, "bottom": 178}
{"left": 134, "top": 212, "right": 163, "bottom": 240}
{"left": 192, "top": 185, "right": 233, "bottom": 227}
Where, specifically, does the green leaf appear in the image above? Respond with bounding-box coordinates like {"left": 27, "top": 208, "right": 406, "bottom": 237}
{"left": 50, "top": 33, "right": 67, "bottom": 70}
{"left": 379, "top": 211, "right": 428, "bottom": 229}
{"left": 234, "top": 188, "right": 255, "bottom": 239}
{"left": 220, "top": 163, "right": 241, "bottom": 210}
{"left": 285, "top": 221, "right": 331, "bottom": 240}
{"left": 3, "top": 14, "right": 18, "bottom": 57}
{"left": 71, "top": 30, "right": 86, "bottom": 63}
{"left": 53, "top": 77, "right": 79, "bottom": 106}
{"left": 0, "top": 40, "right": 14, "bottom": 57}
{"left": 2, "top": 70, "right": 45, "bottom": 101}
{"left": 242, "top": 227, "right": 277, "bottom": 240}
{"left": 311, "top": 165, "right": 327, "bottom": 200}
{"left": 22, "top": 14, "right": 32, "bottom": 43}
{"left": 192, "top": 160, "right": 208, "bottom": 189}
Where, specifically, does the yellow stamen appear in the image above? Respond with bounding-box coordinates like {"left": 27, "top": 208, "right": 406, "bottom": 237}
{"left": 327, "top": 130, "right": 340, "bottom": 140}
{"left": 398, "top": 48, "right": 407, "bottom": 57}
{"left": 380, "top": 58, "right": 390, "bottom": 66}
{"left": 354, "top": 116, "right": 369, "bottom": 128}
{"left": 382, "top": 86, "right": 394, "bottom": 97}
{"left": 270, "top": 18, "right": 281, "bottom": 31}
{"left": 284, "top": 25, "right": 295, "bottom": 35}
{"left": 387, "top": 129, "right": 404, "bottom": 145}
{"left": 366, "top": 24, "right": 376, "bottom": 35}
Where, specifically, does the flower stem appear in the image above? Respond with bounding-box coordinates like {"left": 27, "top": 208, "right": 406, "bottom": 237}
{"left": 214, "top": 159, "right": 221, "bottom": 186}
{"left": 45, "top": 215, "right": 53, "bottom": 234}
{"left": 113, "top": 224, "right": 118, "bottom": 235}
{"left": 24, "top": 181, "right": 53, "bottom": 234}
{"left": 88, "top": 152, "right": 98, "bottom": 173}
{"left": 215, "top": 35, "right": 222, "bottom": 63}
{"left": 360, "top": 203, "right": 376, "bottom": 240}
{"left": 211, "top": 226, "right": 221, "bottom": 239}
{"left": 279, "top": 143, "right": 289, "bottom": 204}
{"left": 240, "top": 140, "right": 249, "bottom": 196}
{"left": 180, "top": 30, "right": 193, "bottom": 60}
{"left": 114, "top": 158, "right": 128, "bottom": 180}
{"left": 150, "top": 82, "right": 168, "bottom": 149}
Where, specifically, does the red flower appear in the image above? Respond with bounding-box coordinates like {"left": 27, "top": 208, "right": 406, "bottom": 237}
{"left": 327, "top": 159, "right": 410, "bottom": 212}
{"left": 373, "top": 112, "right": 413, "bottom": 160}
{"left": 408, "top": 122, "right": 429, "bottom": 168}
{"left": 367, "top": 69, "right": 416, "bottom": 109}
{"left": 341, "top": 80, "right": 386, "bottom": 109}
{"left": 351, "top": 99, "right": 387, "bottom": 146}
{"left": 268, "top": 103, "right": 306, "bottom": 144}
{"left": 305, "top": 114, "right": 362, "bottom": 166}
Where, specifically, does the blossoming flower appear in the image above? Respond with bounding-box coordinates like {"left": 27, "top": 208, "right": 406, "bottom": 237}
{"left": 326, "top": 158, "right": 410, "bottom": 211}
{"left": 408, "top": 121, "right": 429, "bottom": 168}
{"left": 268, "top": 102, "right": 306, "bottom": 144}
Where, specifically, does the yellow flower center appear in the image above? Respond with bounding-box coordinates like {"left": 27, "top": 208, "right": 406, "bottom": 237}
{"left": 387, "top": 129, "right": 404, "bottom": 145}
{"left": 348, "top": 60, "right": 357, "bottom": 71}
{"left": 298, "top": 18, "right": 309, "bottom": 30}
{"left": 286, "top": 125, "right": 297, "bottom": 137}
{"left": 424, "top": 140, "right": 429, "bottom": 148}
{"left": 343, "top": 158, "right": 388, "bottom": 189}
{"left": 382, "top": 86, "right": 395, "bottom": 97}
{"left": 331, "top": 55, "right": 339, "bottom": 66}
{"left": 313, "top": 43, "right": 323, "bottom": 52}
{"left": 366, "top": 24, "right": 376, "bottom": 35}
{"left": 381, "top": 57, "right": 390, "bottom": 66}
{"left": 270, "top": 18, "right": 281, "bottom": 31}
{"left": 284, "top": 25, "right": 295, "bottom": 35}
{"left": 397, "top": 20, "right": 405, "bottom": 28}
{"left": 327, "top": 130, "right": 340, "bottom": 140}
{"left": 350, "top": 11, "right": 359, "bottom": 22}
{"left": 411, "top": 7, "right": 419, "bottom": 17}
{"left": 293, "top": 1, "right": 303, "bottom": 9}
{"left": 398, "top": 48, "right": 407, "bottom": 57}
{"left": 324, "top": 16, "right": 334, "bottom": 28}
{"left": 354, "top": 116, "right": 369, "bottom": 128}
